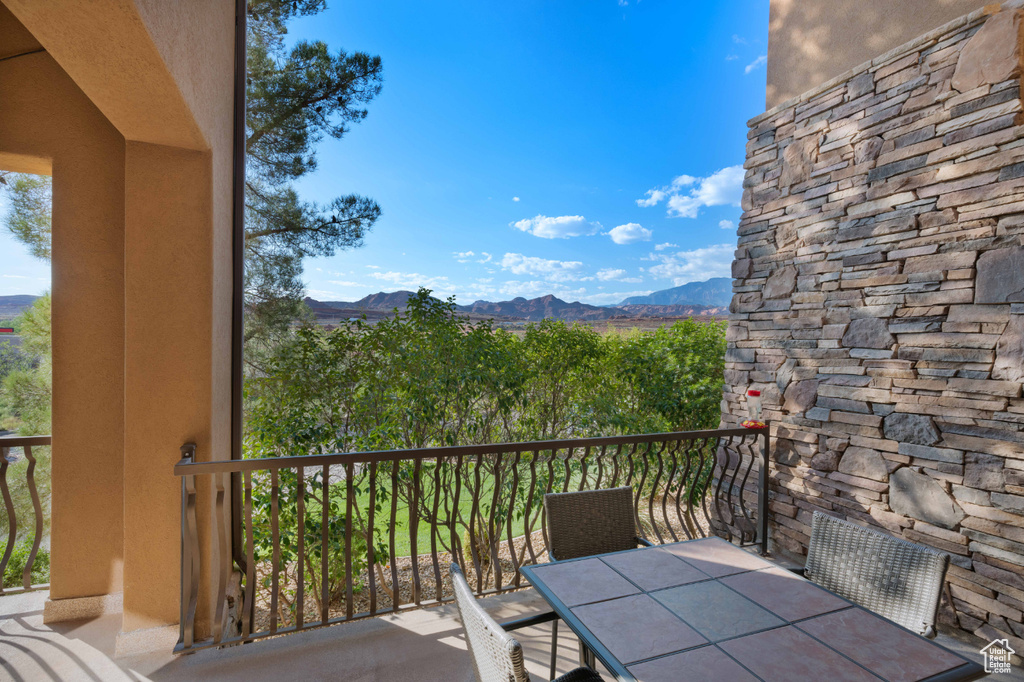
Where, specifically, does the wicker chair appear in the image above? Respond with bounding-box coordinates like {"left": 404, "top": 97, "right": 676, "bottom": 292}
{"left": 540, "top": 487, "right": 653, "bottom": 672}
{"left": 450, "top": 564, "right": 602, "bottom": 682}
{"left": 544, "top": 487, "right": 653, "bottom": 562}
{"left": 802, "top": 511, "right": 950, "bottom": 638}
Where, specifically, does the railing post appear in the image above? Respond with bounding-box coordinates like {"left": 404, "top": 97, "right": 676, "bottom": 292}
{"left": 0, "top": 445, "right": 14, "bottom": 595}
{"left": 0, "top": 435, "right": 53, "bottom": 594}
{"left": 22, "top": 445, "right": 43, "bottom": 590}
{"left": 758, "top": 423, "right": 771, "bottom": 556}
{"left": 177, "top": 443, "right": 199, "bottom": 652}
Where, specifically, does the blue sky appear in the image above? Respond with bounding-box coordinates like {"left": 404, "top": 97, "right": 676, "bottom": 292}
{"left": 0, "top": 0, "right": 769, "bottom": 305}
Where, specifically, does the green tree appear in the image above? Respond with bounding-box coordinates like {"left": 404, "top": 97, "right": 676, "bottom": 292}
{"left": 0, "top": 172, "right": 51, "bottom": 261}
{"left": 518, "top": 319, "right": 607, "bottom": 440}
{"left": 0, "top": 294, "right": 52, "bottom": 435}
{"left": 0, "top": 341, "right": 32, "bottom": 387}
{"left": 614, "top": 319, "right": 727, "bottom": 432}
{"left": 244, "top": 0, "right": 384, "bottom": 361}
{"left": 244, "top": 288, "right": 729, "bottom": 599}
{"left": 0, "top": 296, "right": 53, "bottom": 569}
{"left": 0, "top": 173, "right": 53, "bottom": 586}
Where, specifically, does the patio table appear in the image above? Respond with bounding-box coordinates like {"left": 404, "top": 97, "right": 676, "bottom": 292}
{"left": 520, "top": 536, "right": 985, "bottom": 682}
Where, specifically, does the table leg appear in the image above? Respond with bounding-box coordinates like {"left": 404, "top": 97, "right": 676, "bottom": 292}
{"left": 577, "top": 641, "right": 596, "bottom": 669}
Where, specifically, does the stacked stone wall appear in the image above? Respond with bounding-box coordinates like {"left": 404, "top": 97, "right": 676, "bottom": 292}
{"left": 728, "top": 4, "right": 1024, "bottom": 648}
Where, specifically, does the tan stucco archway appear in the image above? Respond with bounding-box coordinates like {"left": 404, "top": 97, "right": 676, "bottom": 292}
{"left": 0, "top": 0, "right": 235, "bottom": 649}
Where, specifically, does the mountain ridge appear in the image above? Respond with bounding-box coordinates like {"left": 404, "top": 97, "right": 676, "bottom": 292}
{"left": 619, "top": 277, "right": 732, "bottom": 307}
{"left": 0, "top": 295, "right": 40, "bottom": 318}
{"left": 305, "top": 278, "right": 731, "bottom": 322}
{"left": 1, "top": 278, "right": 734, "bottom": 325}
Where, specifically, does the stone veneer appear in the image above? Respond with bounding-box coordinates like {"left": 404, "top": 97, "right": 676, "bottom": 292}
{"left": 726, "top": 3, "right": 1024, "bottom": 649}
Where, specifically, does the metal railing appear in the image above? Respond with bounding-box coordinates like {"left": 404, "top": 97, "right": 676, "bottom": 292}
{"left": 0, "top": 435, "right": 50, "bottom": 594}
{"left": 174, "top": 425, "right": 770, "bottom": 653}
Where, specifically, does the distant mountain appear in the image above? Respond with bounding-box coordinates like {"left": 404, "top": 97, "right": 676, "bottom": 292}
{"left": 459, "top": 294, "right": 618, "bottom": 322}
{"left": 619, "top": 278, "right": 732, "bottom": 307}
{"left": 0, "top": 295, "right": 39, "bottom": 318}
{"left": 351, "top": 290, "right": 416, "bottom": 310}
{"left": 306, "top": 290, "right": 417, "bottom": 311}
{"left": 303, "top": 288, "right": 729, "bottom": 324}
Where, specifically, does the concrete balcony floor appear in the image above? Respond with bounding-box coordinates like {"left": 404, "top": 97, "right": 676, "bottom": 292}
{"left": 0, "top": 587, "right": 598, "bottom": 682}
{"left": 0, "top": 586, "right": 1001, "bottom": 681}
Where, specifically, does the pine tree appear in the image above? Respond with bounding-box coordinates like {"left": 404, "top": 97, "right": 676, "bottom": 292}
{"left": 244, "top": 0, "right": 383, "bottom": 361}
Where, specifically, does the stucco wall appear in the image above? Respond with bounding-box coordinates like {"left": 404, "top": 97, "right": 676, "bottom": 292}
{"left": 1, "top": 0, "right": 236, "bottom": 641}
{"left": 767, "top": 0, "right": 989, "bottom": 109}
{"left": 0, "top": 4, "right": 126, "bottom": 600}
{"left": 732, "top": 5, "right": 1024, "bottom": 650}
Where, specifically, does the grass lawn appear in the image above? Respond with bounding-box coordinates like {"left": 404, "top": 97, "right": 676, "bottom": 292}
{"left": 341, "top": 466, "right": 550, "bottom": 558}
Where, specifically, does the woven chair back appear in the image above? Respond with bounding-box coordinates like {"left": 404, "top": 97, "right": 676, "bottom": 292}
{"left": 450, "top": 563, "right": 529, "bottom": 682}
{"left": 544, "top": 487, "right": 640, "bottom": 561}
{"left": 805, "top": 511, "right": 950, "bottom": 637}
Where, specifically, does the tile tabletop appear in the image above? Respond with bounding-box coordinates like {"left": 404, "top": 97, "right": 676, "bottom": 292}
{"left": 796, "top": 608, "right": 969, "bottom": 682}
{"left": 571, "top": 594, "right": 706, "bottom": 664}
{"left": 519, "top": 537, "right": 985, "bottom": 682}
{"left": 718, "top": 564, "right": 849, "bottom": 622}
{"left": 651, "top": 580, "right": 785, "bottom": 641}
{"left": 600, "top": 546, "right": 710, "bottom": 591}
{"left": 525, "top": 557, "right": 639, "bottom": 607}
{"left": 626, "top": 645, "right": 759, "bottom": 681}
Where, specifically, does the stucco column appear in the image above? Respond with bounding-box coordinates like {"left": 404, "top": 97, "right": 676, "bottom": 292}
{"left": 121, "top": 141, "right": 231, "bottom": 641}
{"left": 0, "top": 28, "right": 127, "bottom": 603}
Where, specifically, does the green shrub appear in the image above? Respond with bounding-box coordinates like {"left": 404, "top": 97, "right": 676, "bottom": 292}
{"left": 2, "top": 538, "right": 49, "bottom": 588}
{"left": 244, "top": 288, "right": 727, "bottom": 605}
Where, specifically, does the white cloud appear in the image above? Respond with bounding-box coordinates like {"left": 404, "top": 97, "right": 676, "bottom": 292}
{"left": 513, "top": 196, "right": 520, "bottom": 202}
{"left": 654, "top": 242, "right": 678, "bottom": 251}
{"left": 369, "top": 270, "right": 453, "bottom": 293}
{"left": 511, "top": 214, "right": 601, "bottom": 239}
{"left": 725, "top": 54, "right": 739, "bottom": 61}
{"left": 732, "top": 34, "right": 747, "bottom": 44}
{"left": 499, "top": 253, "right": 585, "bottom": 282}
{"left": 636, "top": 189, "right": 668, "bottom": 208}
{"left": 608, "top": 223, "right": 653, "bottom": 245}
{"left": 327, "top": 280, "right": 360, "bottom": 287}
{"left": 580, "top": 290, "right": 652, "bottom": 305}
{"left": 596, "top": 268, "right": 627, "bottom": 281}
{"left": 453, "top": 250, "right": 493, "bottom": 264}
{"left": 596, "top": 268, "right": 642, "bottom": 283}
{"left": 456, "top": 283, "right": 498, "bottom": 302}
{"left": 719, "top": 219, "right": 736, "bottom": 230}
{"left": 499, "top": 280, "right": 588, "bottom": 300}
{"left": 647, "top": 243, "right": 735, "bottom": 285}
{"left": 306, "top": 288, "right": 350, "bottom": 300}
{"left": 639, "top": 166, "right": 744, "bottom": 219}
{"left": 745, "top": 55, "right": 767, "bottom": 74}
{"left": 365, "top": 265, "right": 381, "bottom": 269}
{"left": 637, "top": 175, "right": 699, "bottom": 207}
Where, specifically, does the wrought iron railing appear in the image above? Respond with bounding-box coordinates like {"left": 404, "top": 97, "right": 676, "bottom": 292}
{"left": 0, "top": 435, "right": 50, "bottom": 594}
{"left": 174, "top": 425, "right": 770, "bottom": 653}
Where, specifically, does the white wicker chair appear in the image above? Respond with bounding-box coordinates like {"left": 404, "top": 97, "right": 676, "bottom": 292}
{"left": 450, "top": 564, "right": 602, "bottom": 682}
{"left": 803, "top": 511, "right": 951, "bottom": 638}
